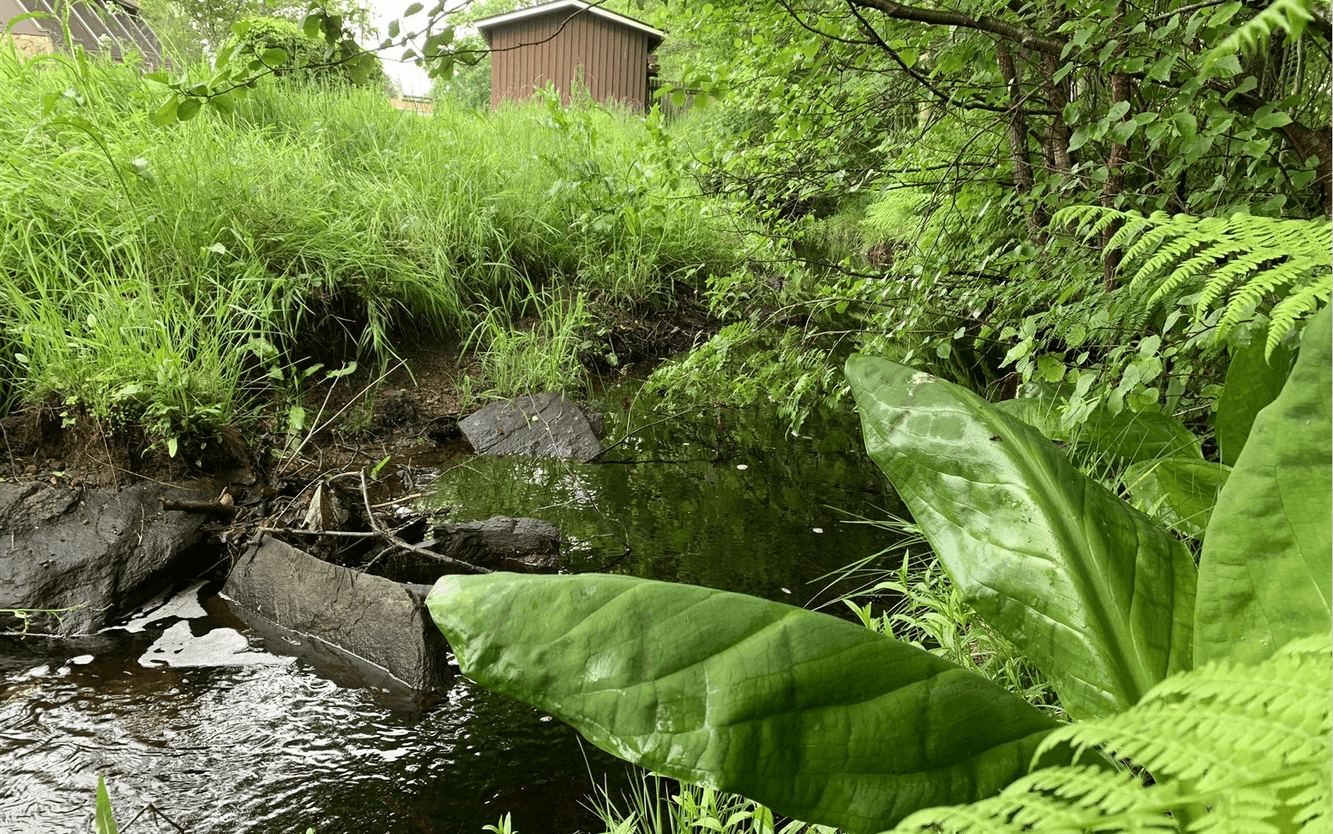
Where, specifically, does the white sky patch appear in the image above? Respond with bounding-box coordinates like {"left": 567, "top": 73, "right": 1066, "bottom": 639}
{"left": 365, "top": 0, "right": 451, "bottom": 96}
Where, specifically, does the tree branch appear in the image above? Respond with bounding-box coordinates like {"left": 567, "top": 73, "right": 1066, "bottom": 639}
{"left": 846, "top": 0, "right": 1065, "bottom": 54}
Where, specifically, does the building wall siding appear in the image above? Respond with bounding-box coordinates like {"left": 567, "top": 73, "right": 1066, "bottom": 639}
{"left": 488, "top": 9, "right": 650, "bottom": 110}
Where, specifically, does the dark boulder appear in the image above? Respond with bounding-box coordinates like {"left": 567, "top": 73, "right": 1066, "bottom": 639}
{"left": 459, "top": 391, "right": 602, "bottom": 460}
{"left": 221, "top": 536, "right": 452, "bottom": 692}
{"left": 377, "top": 516, "right": 561, "bottom": 583}
{"left": 0, "top": 482, "right": 210, "bottom": 635}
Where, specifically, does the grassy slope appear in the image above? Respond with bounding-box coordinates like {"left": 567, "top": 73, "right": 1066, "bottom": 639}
{"left": 0, "top": 46, "right": 742, "bottom": 447}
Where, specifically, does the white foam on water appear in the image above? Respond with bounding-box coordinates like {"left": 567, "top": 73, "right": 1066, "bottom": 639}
{"left": 139, "top": 621, "right": 296, "bottom": 669}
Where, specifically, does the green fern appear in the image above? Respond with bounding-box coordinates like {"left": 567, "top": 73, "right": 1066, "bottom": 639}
{"left": 1054, "top": 207, "right": 1332, "bottom": 356}
{"left": 889, "top": 632, "right": 1332, "bottom": 834}
{"left": 1201, "top": 0, "right": 1320, "bottom": 78}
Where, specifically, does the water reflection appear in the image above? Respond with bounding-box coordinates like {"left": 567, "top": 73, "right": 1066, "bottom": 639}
{"left": 434, "top": 397, "right": 901, "bottom": 607}
{"left": 1, "top": 394, "right": 905, "bottom": 833}
{"left": 1, "top": 639, "right": 627, "bottom": 833}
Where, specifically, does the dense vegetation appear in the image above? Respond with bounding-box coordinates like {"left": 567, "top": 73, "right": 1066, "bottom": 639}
{"left": 5, "top": 0, "right": 1331, "bottom": 831}
{"left": 0, "top": 44, "right": 744, "bottom": 458}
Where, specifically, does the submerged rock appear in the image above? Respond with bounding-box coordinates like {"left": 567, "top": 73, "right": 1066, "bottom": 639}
{"left": 222, "top": 536, "right": 452, "bottom": 692}
{"left": 460, "top": 391, "right": 602, "bottom": 460}
{"left": 0, "top": 482, "right": 211, "bottom": 635}
{"left": 378, "top": 516, "right": 561, "bottom": 583}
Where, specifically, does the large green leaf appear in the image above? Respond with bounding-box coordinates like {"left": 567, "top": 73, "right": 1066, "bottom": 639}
{"left": 1214, "top": 325, "right": 1295, "bottom": 465}
{"left": 847, "top": 356, "right": 1197, "bottom": 721}
{"left": 996, "top": 397, "right": 1202, "bottom": 469}
{"left": 428, "top": 573, "right": 1066, "bottom": 833}
{"left": 1122, "top": 456, "right": 1231, "bottom": 539}
{"left": 1195, "top": 304, "right": 1332, "bottom": 666}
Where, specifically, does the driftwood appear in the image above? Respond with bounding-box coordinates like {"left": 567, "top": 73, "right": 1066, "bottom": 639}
{"left": 161, "top": 498, "right": 239, "bottom": 519}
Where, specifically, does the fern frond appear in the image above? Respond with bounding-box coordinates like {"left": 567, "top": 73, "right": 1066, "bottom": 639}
{"left": 1065, "top": 207, "right": 1331, "bottom": 349}
{"left": 1196, "top": 250, "right": 1267, "bottom": 316}
{"left": 1104, "top": 211, "right": 1156, "bottom": 254}
{"left": 1133, "top": 235, "right": 1205, "bottom": 290}
{"left": 1216, "top": 257, "right": 1309, "bottom": 340}
{"left": 1269, "top": 286, "right": 1331, "bottom": 356}
{"left": 1201, "top": 0, "right": 1318, "bottom": 78}
{"left": 889, "top": 632, "right": 1332, "bottom": 834}
{"left": 1052, "top": 205, "right": 1130, "bottom": 239}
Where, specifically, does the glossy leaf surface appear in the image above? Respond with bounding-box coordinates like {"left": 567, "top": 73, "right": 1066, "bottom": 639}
{"left": 1122, "top": 456, "right": 1230, "bottom": 539}
{"left": 996, "top": 397, "right": 1202, "bottom": 469}
{"left": 848, "top": 355, "right": 1197, "bottom": 720}
{"left": 428, "top": 573, "right": 1064, "bottom": 833}
{"left": 1215, "top": 327, "right": 1295, "bottom": 465}
{"left": 1195, "top": 304, "right": 1332, "bottom": 666}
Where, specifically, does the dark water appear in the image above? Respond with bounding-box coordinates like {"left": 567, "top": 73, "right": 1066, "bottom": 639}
{"left": 0, "top": 397, "right": 902, "bottom": 833}
{"left": 434, "top": 396, "right": 898, "bottom": 607}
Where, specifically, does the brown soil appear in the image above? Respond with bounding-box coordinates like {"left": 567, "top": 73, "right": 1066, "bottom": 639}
{"left": 0, "top": 301, "right": 716, "bottom": 499}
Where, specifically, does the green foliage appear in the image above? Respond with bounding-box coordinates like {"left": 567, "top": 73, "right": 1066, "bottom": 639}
{"left": 0, "top": 51, "right": 742, "bottom": 437}
{"left": 1201, "top": 0, "right": 1322, "bottom": 78}
{"left": 846, "top": 355, "right": 1197, "bottom": 720}
{"left": 429, "top": 32, "right": 490, "bottom": 109}
{"left": 587, "top": 772, "right": 838, "bottom": 834}
{"left": 136, "top": 0, "right": 372, "bottom": 65}
{"left": 892, "top": 632, "right": 1332, "bottom": 834}
{"left": 840, "top": 545, "right": 1059, "bottom": 715}
{"left": 222, "top": 16, "right": 385, "bottom": 88}
{"left": 1214, "top": 325, "right": 1296, "bottom": 465}
{"left": 95, "top": 774, "right": 118, "bottom": 834}
{"left": 1121, "top": 457, "right": 1230, "bottom": 539}
{"left": 1056, "top": 207, "right": 1332, "bottom": 357}
{"left": 428, "top": 573, "right": 1066, "bottom": 833}
{"left": 429, "top": 296, "right": 1329, "bottom": 833}
{"left": 1194, "top": 304, "right": 1332, "bottom": 668}
{"left": 463, "top": 287, "right": 593, "bottom": 400}
{"left": 647, "top": 323, "right": 844, "bottom": 433}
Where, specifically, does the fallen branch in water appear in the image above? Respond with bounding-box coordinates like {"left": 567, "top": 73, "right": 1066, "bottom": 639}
{"left": 358, "top": 470, "right": 492, "bottom": 575}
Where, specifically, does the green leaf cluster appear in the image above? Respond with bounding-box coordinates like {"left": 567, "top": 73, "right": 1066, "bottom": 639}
{"left": 428, "top": 301, "right": 1330, "bottom": 832}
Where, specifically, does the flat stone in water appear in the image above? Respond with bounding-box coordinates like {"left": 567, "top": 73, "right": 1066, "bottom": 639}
{"left": 459, "top": 391, "right": 601, "bottom": 459}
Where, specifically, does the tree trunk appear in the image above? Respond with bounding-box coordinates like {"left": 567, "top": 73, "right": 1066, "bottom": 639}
{"left": 1100, "top": 2, "right": 1131, "bottom": 291}
{"left": 996, "top": 42, "right": 1046, "bottom": 241}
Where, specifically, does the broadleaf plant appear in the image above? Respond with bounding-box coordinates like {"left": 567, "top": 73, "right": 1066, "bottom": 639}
{"left": 428, "top": 573, "right": 1068, "bottom": 833}
{"left": 1193, "top": 304, "right": 1332, "bottom": 667}
{"left": 845, "top": 355, "right": 1197, "bottom": 720}
{"left": 427, "top": 308, "right": 1330, "bottom": 832}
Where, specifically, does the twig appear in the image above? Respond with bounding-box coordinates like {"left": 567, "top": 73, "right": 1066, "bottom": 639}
{"left": 358, "top": 470, "right": 491, "bottom": 575}
{"left": 583, "top": 404, "right": 715, "bottom": 463}
{"left": 162, "top": 499, "right": 239, "bottom": 519}
{"left": 257, "top": 526, "right": 378, "bottom": 538}
{"left": 370, "top": 491, "right": 431, "bottom": 509}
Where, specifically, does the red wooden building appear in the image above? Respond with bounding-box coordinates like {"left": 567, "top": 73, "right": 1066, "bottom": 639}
{"left": 475, "top": 0, "right": 664, "bottom": 110}
{"left": 1, "top": 0, "right": 164, "bottom": 66}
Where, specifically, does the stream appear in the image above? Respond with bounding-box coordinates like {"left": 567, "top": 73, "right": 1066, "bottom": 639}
{"left": 1, "top": 396, "right": 905, "bottom": 833}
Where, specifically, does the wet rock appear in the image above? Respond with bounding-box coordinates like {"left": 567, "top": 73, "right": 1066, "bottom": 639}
{"left": 460, "top": 391, "right": 602, "bottom": 460}
{"left": 221, "top": 536, "right": 452, "bottom": 692}
{"left": 378, "top": 516, "right": 561, "bottom": 583}
{"left": 0, "top": 482, "right": 211, "bottom": 635}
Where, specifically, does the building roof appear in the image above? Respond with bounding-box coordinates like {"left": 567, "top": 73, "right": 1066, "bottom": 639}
{"left": 475, "top": 0, "right": 664, "bottom": 51}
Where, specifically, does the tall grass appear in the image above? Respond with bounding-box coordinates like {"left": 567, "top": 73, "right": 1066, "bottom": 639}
{"left": 0, "top": 43, "right": 744, "bottom": 447}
